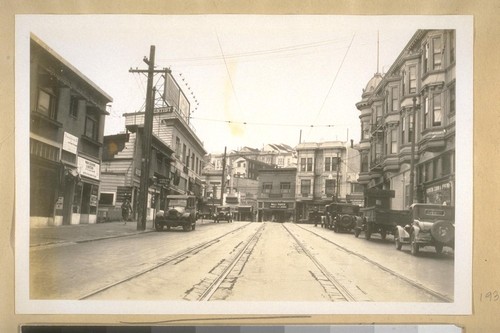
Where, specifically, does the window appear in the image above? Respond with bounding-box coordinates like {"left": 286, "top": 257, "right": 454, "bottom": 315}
{"left": 30, "top": 138, "right": 59, "bottom": 162}
{"left": 99, "top": 192, "right": 115, "bottom": 205}
{"left": 300, "top": 158, "right": 306, "bottom": 171}
{"left": 361, "top": 152, "right": 369, "bottom": 172}
{"left": 278, "top": 157, "right": 284, "bottom": 166}
{"left": 424, "top": 97, "right": 429, "bottom": 130}
{"left": 433, "top": 93, "right": 442, "bottom": 126}
{"left": 391, "top": 86, "right": 399, "bottom": 112}
{"left": 300, "top": 179, "right": 311, "bottom": 195}
{"left": 423, "top": 42, "right": 429, "bottom": 74}
{"left": 401, "top": 116, "right": 406, "bottom": 144}
{"left": 37, "top": 89, "right": 56, "bottom": 119}
{"left": 263, "top": 182, "right": 272, "bottom": 193}
{"left": 85, "top": 116, "right": 97, "bottom": 140}
{"left": 351, "top": 183, "right": 364, "bottom": 193}
{"left": 186, "top": 149, "right": 191, "bottom": 168}
{"left": 325, "top": 179, "right": 336, "bottom": 196}
{"left": 182, "top": 144, "right": 187, "bottom": 164}
{"left": 324, "top": 157, "right": 331, "bottom": 171}
{"left": 391, "top": 128, "right": 398, "bottom": 154}
{"left": 409, "top": 66, "right": 417, "bottom": 93}
{"left": 408, "top": 114, "right": 414, "bottom": 143}
{"left": 175, "top": 137, "right": 181, "bottom": 156}
{"left": 280, "top": 182, "right": 291, "bottom": 193}
{"left": 307, "top": 158, "right": 313, "bottom": 172}
{"left": 191, "top": 153, "right": 195, "bottom": 171}
{"left": 450, "top": 30, "right": 456, "bottom": 64}
{"left": 69, "top": 96, "right": 79, "bottom": 118}
{"left": 449, "top": 85, "right": 456, "bottom": 114}
{"left": 432, "top": 36, "right": 442, "bottom": 70}
{"left": 362, "top": 121, "right": 370, "bottom": 139}
{"left": 402, "top": 70, "right": 406, "bottom": 94}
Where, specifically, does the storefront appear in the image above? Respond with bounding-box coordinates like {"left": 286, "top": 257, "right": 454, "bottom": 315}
{"left": 258, "top": 201, "right": 295, "bottom": 222}
{"left": 70, "top": 156, "right": 101, "bottom": 224}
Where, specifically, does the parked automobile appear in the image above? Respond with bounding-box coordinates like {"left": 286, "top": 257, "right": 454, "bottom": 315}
{"left": 324, "top": 203, "right": 362, "bottom": 233}
{"left": 154, "top": 195, "right": 197, "bottom": 231}
{"left": 394, "top": 203, "right": 455, "bottom": 255}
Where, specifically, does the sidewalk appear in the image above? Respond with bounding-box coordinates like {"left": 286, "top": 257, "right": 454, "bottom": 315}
{"left": 29, "top": 220, "right": 155, "bottom": 248}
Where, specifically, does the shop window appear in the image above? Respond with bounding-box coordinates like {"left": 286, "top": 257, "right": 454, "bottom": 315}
{"left": 73, "top": 183, "right": 83, "bottom": 213}
{"left": 30, "top": 166, "right": 57, "bottom": 217}
{"left": 99, "top": 192, "right": 115, "bottom": 205}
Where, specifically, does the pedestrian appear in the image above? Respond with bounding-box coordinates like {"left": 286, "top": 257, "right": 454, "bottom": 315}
{"left": 121, "top": 198, "right": 132, "bottom": 224}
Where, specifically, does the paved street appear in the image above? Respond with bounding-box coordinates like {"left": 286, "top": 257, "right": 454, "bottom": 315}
{"left": 30, "top": 220, "right": 454, "bottom": 302}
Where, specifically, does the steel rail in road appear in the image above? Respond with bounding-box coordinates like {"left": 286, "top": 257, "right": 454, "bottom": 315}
{"left": 197, "top": 223, "right": 266, "bottom": 301}
{"left": 78, "top": 222, "right": 254, "bottom": 300}
{"left": 293, "top": 223, "right": 453, "bottom": 303}
{"left": 282, "top": 224, "right": 359, "bottom": 302}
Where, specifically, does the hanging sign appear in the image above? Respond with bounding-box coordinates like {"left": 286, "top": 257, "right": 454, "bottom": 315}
{"left": 78, "top": 157, "right": 100, "bottom": 180}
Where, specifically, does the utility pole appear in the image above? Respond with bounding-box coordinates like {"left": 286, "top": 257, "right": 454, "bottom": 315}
{"left": 408, "top": 97, "right": 417, "bottom": 207}
{"left": 129, "top": 45, "right": 159, "bottom": 231}
{"left": 336, "top": 152, "right": 340, "bottom": 202}
{"left": 220, "top": 146, "right": 227, "bottom": 206}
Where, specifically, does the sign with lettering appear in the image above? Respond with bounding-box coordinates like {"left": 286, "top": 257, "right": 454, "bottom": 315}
{"left": 63, "top": 132, "right": 78, "bottom": 154}
{"left": 77, "top": 157, "right": 100, "bottom": 180}
{"left": 269, "top": 202, "right": 288, "bottom": 209}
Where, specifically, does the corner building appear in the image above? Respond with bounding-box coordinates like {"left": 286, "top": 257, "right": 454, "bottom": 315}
{"left": 356, "top": 30, "right": 456, "bottom": 208}
{"left": 29, "top": 34, "right": 112, "bottom": 227}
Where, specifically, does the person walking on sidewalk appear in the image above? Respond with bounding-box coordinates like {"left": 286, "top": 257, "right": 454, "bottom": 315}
{"left": 121, "top": 198, "right": 132, "bottom": 224}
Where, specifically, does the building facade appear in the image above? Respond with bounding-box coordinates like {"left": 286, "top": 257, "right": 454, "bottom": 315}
{"left": 257, "top": 168, "right": 297, "bottom": 222}
{"left": 295, "top": 141, "right": 362, "bottom": 221}
{"left": 355, "top": 29, "right": 456, "bottom": 209}
{"left": 30, "top": 34, "right": 112, "bottom": 227}
{"left": 99, "top": 131, "right": 175, "bottom": 221}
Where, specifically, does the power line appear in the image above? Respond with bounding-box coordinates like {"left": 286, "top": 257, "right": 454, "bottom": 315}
{"left": 190, "top": 116, "right": 335, "bottom": 128}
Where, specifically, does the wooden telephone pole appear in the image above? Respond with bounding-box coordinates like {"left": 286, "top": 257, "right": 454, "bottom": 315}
{"left": 129, "top": 45, "right": 170, "bottom": 230}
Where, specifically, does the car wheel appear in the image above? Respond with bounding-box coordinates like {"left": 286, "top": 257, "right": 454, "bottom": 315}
{"left": 395, "top": 237, "right": 403, "bottom": 250}
{"left": 182, "top": 224, "right": 189, "bottom": 232}
{"left": 381, "top": 229, "right": 387, "bottom": 240}
{"left": 365, "top": 223, "right": 372, "bottom": 240}
{"left": 154, "top": 220, "right": 163, "bottom": 232}
{"left": 435, "top": 244, "right": 443, "bottom": 254}
{"left": 410, "top": 233, "right": 419, "bottom": 256}
{"left": 166, "top": 225, "right": 171, "bottom": 231}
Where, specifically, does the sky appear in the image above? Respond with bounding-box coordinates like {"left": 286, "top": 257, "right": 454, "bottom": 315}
{"left": 18, "top": 15, "right": 453, "bottom": 154}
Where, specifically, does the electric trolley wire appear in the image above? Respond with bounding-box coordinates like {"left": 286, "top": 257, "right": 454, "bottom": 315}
{"left": 190, "top": 116, "right": 335, "bottom": 128}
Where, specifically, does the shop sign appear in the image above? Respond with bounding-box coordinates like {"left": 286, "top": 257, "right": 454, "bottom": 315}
{"left": 63, "top": 132, "right": 78, "bottom": 154}
{"left": 78, "top": 157, "right": 100, "bottom": 180}
{"left": 89, "top": 195, "right": 98, "bottom": 207}
{"left": 269, "top": 202, "right": 288, "bottom": 209}
{"left": 55, "top": 196, "right": 64, "bottom": 210}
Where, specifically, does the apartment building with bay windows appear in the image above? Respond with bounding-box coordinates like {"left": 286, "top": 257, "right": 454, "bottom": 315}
{"left": 295, "top": 141, "right": 363, "bottom": 221}
{"left": 355, "top": 29, "right": 456, "bottom": 209}
{"left": 29, "top": 34, "right": 112, "bottom": 227}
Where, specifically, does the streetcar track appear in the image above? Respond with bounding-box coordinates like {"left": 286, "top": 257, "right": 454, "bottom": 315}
{"left": 292, "top": 223, "right": 453, "bottom": 303}
{"left": 281, "top": 224, "right": 362, "bottom": 302}
{"left": 78, "top": 223, "right": 254, "bottom": 300}
{"left": 196, "top": 223, "right": 266, "bottom": 301}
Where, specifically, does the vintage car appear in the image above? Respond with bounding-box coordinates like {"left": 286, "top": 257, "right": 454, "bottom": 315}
{"left": 308, "top": 210, "right": 324, "bottom": 227}
{"left": 214, "top": 206, "right": 232, "bottom": 223}
{"left": 154, "top": 195, "right": 197, "bottom": 231}
{"left": 324, "top": 203, "right": 362, "bottom": 233}
{"left": 394, "top": 203, "right": 455, "bottom": 255}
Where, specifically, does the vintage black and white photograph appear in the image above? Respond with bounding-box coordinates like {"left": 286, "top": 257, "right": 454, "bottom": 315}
{"left": 15, "top": 15, "right": 473, "bottom": 315}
